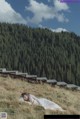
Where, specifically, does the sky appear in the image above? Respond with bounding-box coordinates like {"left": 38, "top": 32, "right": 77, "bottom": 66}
{"left": 0, "top": 0, "right": 80, "bottom": 35}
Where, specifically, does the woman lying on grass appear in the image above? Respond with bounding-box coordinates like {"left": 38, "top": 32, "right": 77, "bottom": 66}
{"left": 19, "top": 93, "right": 64, "bottom": 111}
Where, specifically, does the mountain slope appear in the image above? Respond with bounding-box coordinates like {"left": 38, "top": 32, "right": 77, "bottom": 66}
{"left": 0, "top": 76, "right": 80, "bottom": 119}
{"left": 0, "top": 23, "right": 80, "bottom": 85}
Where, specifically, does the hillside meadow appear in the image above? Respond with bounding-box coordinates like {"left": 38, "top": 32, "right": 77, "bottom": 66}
{"left": 0, "top": 76, "right": 80, "bottom": 119}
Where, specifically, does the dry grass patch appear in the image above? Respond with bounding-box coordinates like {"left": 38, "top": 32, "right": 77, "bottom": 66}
{"left": 0, "top": 76, "right": 80, "bottom": 119}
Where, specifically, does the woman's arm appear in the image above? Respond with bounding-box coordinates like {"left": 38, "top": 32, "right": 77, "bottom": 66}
{"left": 29, "top": 94, "right": 41, "bottom": 105}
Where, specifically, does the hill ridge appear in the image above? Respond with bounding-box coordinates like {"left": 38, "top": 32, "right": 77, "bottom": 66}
{"left": 0, "top": 68, "right": 80, "bottom": 91}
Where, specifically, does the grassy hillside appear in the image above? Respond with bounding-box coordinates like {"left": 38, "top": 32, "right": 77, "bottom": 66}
{"left": 0, "top": 76, "right": 80, "bottom": 119}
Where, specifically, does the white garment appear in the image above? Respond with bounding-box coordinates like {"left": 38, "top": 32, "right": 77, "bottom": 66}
{"left": 19, "top": 94, "right": 64, "bottom": 111}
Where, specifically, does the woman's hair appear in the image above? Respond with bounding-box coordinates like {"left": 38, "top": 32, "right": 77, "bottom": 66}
{"left": 21, "top": 93, "right": 30, "bottom": 98}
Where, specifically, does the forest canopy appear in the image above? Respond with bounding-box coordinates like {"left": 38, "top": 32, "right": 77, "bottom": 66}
{"left": 0, "top": 23, "right": 80, "bottom": 85}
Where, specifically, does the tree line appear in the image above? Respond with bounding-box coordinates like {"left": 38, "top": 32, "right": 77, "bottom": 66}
{"left": 0, "top": 23, "right": 80, "bottom": 85}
